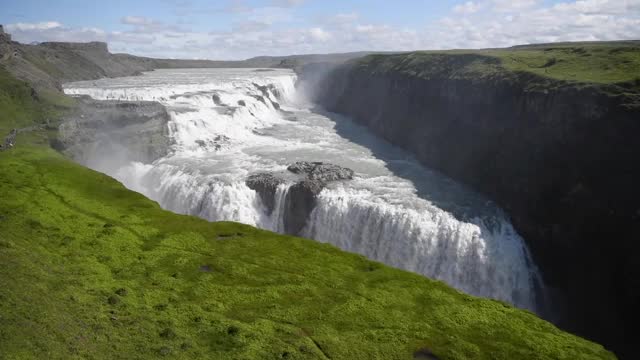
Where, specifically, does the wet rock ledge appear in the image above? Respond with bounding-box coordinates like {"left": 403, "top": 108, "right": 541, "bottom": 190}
{"left": 58, "top": 96, "right": 172, "bottom": 166}
{"left": 246, "top": 161, "right": 354, "bottom": 235}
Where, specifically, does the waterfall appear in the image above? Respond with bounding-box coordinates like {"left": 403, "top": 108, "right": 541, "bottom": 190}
{"left": 304, "top": 182, "right": 538, "bottom": 309}
{"left": 269, "top": 184, "right": 291, "bottom": 233}
{"left": 63, "top": 68, "right": 543, "bottom": 312}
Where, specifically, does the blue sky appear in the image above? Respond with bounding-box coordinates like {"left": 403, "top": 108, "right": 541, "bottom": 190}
{"left": 1, "top": 0, "right": 639, "bottom": 59}
{"left": 2, "top": 0, "right": 456, "bottom": 32}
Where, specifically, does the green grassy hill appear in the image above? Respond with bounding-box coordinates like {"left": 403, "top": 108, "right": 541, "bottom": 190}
{"left": 0, "top": 65, "right": 617, "bottom": 359}
{"left": 353, "top": 41, "right": 640, "bottom": 101}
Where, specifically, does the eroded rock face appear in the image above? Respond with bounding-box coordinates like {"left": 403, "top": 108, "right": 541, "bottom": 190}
{"left": 283, "top": 179, "right": 325, "bottom": 235}
{"left": 0, "top": 129, "right": 17, "bottom": 151}
{"left": 212, "top": 93, "right": 223, "bottom": 106}
{"left": 287, "top": 161, "right": 355, "bottom": 182}
{"left": 246, "top": 173, "right": 284, "bottom": 215}
{"left": 58, "top": 97, "right": 172, "bottom": 168}
{"left": 246, "top": 162, "right": 354, "bottom": 235}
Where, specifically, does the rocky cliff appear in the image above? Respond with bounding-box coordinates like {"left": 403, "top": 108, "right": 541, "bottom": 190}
{"left": 247, "top": 161, "right": 355, "bottom": 235}
{"left": 58, "top": 97, "right": 172, "bottom": 169}
{"left": 0, "top": 25, "right": 11, "bottom": 42}
{"left": 311, "top": 48, "right": 640, "bottom": 358}
{"left": 0, "top": 39, "right": 155, "bottom": 90}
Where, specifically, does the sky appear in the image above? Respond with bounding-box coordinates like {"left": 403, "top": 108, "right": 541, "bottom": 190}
{"left": 1, "top": 0, "right": 639, "bottom": 60}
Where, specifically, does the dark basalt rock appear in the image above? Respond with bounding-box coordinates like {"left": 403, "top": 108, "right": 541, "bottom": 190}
{"left": 283, "top": 179, "right": 324, "bottom": 235}
{"left": 212, "top": 93, "right": 223, "bottom": 106}
{"left": 250, "top": 94, "right": 267, "bottom": 105}
{"left": 287, "top": 161, "right": 354, "bottom": 182}
{"left": 271, "top": 87, "right": 281, "bottom": 99}
{"left": 413, "top": 348, "right": 439, "bottom": 360}
{"left": 283, "top": 162, "right": 354, "bottom": 234}
{"left": 253, "top": 82, "right": 280, "bottom": 98}
{"left": 1, "top": 128, "right": 17, "bottom": 151}
{"left": 253, "top": 82, "right": 282, "bottom": 108}
{"left": 246, "top": 162, "right": 354, "bottom": 235}
{"left": 246, "top": 173, "right": 285, "bottom": 215}
{"left": 253, "top": 83, "right": 270, "bottom": 97}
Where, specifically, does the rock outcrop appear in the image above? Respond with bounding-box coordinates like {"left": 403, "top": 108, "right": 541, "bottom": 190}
{"left": 0, "top": 25, "right": 11, "bottom": 42}
{"left": 287, "top": 161, "right": 355, "bottom": 182}
{"left": 246, "top": 161, "right": 354, "bottom": 235}
{"left": 312, "top": 55, "right": 640, "bottom": 358}
{"left": 283, "top": 162, "right": 354, "bottom": 234}
{"left": 0, "top": 129, "right": 17, "bottom": 151}
{"left": 283, "top": 179, "right": 324, "bottom": 235}
{"left": 58, "top": 97, "right": 171, "bottom": 168}
{"left": 246, "top": 173, "right": 285, "bottom": 215}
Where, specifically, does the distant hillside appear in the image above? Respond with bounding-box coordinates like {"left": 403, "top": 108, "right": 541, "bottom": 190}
{"left": 0, "top": 26, "right": 375, "bottom": 91}
{"left": 349, "top": 41, "right": 640, "bottom": 86}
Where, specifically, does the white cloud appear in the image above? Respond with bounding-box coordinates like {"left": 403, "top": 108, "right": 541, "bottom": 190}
{"left": 453, "top": 2, "right": 482, "bottom": 14}
{"left": 120, "top": 15, "right": 185, "bottom": 34}
{"left": 492, "top": 0, "right": 540, "bottom": 12}
{"left": 121, "top": 16, "right": 154, "bottom": 26}
{"left": 6, "top": 21, "right": 62, "bottom": 31}
{"left": 271, "top": 0, "right": 305, "bottom": 7}
{"left": 309, "top": 27, "right": 330, "bottom": 41}
{"left": 430, "top": 0, "right": 640, "bottom": 49}
{"left": 232, "top": 20, "right": 271, "bottom": 33}
{"left": 247, "top": 6, "right": 294, "bottom": 24}
{"left": 4, "top": 0, "right": 640, "bottom": 59}
{"left": 329, "top": 13, "right": 360, "bottom": 24}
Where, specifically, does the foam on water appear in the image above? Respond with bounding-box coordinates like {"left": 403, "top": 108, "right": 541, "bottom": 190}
{"left": 64, "top": 68, "right": 543, "bottom": 311}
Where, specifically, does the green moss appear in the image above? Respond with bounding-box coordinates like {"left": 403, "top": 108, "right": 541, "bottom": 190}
{"left": 0, "top": 66, "right": 73, "bottom": 135}
{"left": 21, "top": 50, "right": 66, "bottom": 79}
{"left": 494, "top": 43, "right": 640, "bottom": 84}
{"left": 0, "top": 65, "right": 617, "bottom": 359}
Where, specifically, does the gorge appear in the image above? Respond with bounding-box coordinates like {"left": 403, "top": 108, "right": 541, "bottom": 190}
{"left": 61, "top": 68, "right": 543, "bottom": 313}
{"left": 1, "top": 25, "right": 633, "bottom": 358}
{"left": 308, "top": 49, "right": 640, "bottom": 358}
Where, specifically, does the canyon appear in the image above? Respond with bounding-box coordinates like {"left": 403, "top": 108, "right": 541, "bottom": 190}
{"left": 308, "top": 49, "right": 640, "bottom": 358}
{"left": 61, "top": 68, "right": 542, "bottom": 312}
{"left": 1, "top": 29, "right": 635, "bottom": 358}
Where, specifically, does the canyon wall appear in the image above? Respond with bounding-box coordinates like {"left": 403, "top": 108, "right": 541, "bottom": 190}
{"left": 311, "top": 53, "right": 640, "bottom": 358}
{"left": 58, "top": 97, "right": 171, "bottom": 170}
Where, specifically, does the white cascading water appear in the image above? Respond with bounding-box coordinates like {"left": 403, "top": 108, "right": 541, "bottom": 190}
{"left": 64, "top": 68, "right": 542, "bottom": 311}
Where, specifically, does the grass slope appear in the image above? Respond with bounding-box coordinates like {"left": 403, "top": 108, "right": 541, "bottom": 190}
{"left": 0, "top": 66, "right": 616, "bottom": 359}
{"left": 355, "top": 42, "right": 640, "bottom": 98}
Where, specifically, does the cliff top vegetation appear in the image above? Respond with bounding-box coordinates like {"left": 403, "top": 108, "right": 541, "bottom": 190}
{"left": 354, "top": 41, "right": 640, "bottom": 92}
